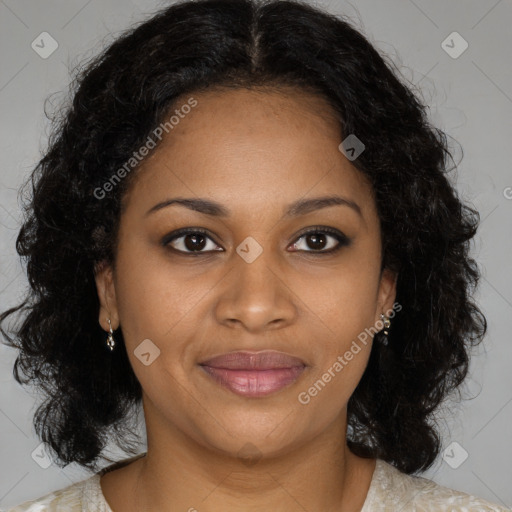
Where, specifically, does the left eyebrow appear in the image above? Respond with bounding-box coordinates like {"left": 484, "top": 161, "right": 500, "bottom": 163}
{"left": 283, "top": 195, "right": 362, "bottom": 218}
{"left": 145, "top": 195, "right": 362, "bottom": 219}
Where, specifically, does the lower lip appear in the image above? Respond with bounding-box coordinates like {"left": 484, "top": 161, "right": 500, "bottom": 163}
{"left": 200, "top": 365, "right": 306, "bottom": 397}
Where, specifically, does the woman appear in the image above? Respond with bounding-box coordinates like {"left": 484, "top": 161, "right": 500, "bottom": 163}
{"left": 0, "top": 0, "right": 507, "bottom": 510}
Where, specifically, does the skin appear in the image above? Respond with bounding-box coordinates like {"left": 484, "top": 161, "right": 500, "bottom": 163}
{"left": 95, "top": 86, "right": 397, "bottom": 512}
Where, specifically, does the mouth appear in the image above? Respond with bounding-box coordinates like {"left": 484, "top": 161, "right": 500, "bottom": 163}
{"left": 198, "top": 350, "right": 307, "bottom": 398}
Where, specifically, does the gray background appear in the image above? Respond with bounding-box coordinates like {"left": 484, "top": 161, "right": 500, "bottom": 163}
{"left": 1, "top": 0, "right": 511, "bottom": 508}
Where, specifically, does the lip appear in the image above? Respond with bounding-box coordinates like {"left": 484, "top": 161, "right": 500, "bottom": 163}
{"left": 200, "top": 350, "right": 306, "bottom": 370}
{"left": 199, "top": 350, "right": 307, "bottom": 397}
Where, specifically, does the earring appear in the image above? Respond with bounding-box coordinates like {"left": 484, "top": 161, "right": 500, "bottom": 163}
{"left": 106, "top": 318, "right": 116, "bottom": 351}
{"left": 380, "top": 313, "right": 391, "bottom": 346}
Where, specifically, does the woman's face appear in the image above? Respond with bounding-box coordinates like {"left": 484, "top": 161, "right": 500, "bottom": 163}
{"left": 95, "top": 87, "right": 397, "bottom": 459}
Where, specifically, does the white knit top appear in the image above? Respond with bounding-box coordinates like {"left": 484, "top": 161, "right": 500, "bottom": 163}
{"left": 3, "top": 457, "right": 509, "bottom": 511}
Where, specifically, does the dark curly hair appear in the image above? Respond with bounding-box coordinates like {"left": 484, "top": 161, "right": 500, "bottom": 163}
{"left": 0, "top": 0, "right": 486, "bottom": 475}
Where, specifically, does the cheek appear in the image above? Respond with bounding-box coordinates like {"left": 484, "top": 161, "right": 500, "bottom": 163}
{"left": 296, "top": 288, "right": 374, "bottom": 425}
{"left": 294, "top": 337, "right": 372, "bottom": 439}
{"left": 289, "top": 259, "right": 379, "bottom": 406}
{"left": 113, "top": 245, "right": 221, "bottom": 393}
{"left": 114, "top": 240, "right": 201, "bottom": 342}
{"left": 293, "top": 264, "right": 379, "bottom": 344}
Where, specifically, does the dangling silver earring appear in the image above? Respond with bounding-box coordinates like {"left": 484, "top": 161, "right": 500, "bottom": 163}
{"left": 106, "top": 318, "right": 116, "bottom": 351}
{"left": 380, "top": 313, "right": 391, "bottom": 346}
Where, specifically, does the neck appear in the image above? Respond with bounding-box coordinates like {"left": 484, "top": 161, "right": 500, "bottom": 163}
{"left": 127, "top": 400, "right": 376, "bottom": 512}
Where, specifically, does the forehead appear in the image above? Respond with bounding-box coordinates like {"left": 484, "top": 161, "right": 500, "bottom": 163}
{"left": 122, "top": 87, "right": 377, "bottom": 223}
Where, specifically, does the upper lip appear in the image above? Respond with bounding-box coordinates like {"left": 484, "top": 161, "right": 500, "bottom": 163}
{"left": 199, "top": 350, "right": 306, "bottom": 370}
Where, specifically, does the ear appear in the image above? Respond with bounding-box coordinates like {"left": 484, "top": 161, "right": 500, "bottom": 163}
{"left": 94, "top": 260, "right": 120, "bottom": 331}
{"left": 375, "top": 267, "right": 398, "bottom": 323}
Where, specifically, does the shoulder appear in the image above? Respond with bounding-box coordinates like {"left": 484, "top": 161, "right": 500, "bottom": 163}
{"left": 1, "top": 453, "right": 145, "bottom": 512}
{"left": 362, "top": 459, "right": 510, "bottom": 512}
{"left": 1, "top": 474, "right": 110, "bottom": 512}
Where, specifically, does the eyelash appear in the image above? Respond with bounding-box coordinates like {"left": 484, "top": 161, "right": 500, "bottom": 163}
{"left": 161, "top": 226, "right": 351, "bottom": 256}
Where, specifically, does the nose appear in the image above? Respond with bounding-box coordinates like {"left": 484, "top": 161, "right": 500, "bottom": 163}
{"left": 214, "top": 246, "right": 298, "bottom": 333}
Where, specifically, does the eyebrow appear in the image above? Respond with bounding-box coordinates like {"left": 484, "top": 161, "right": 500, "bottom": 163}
{"left": 145, "top": 195, "right": 362, "bottom": 218}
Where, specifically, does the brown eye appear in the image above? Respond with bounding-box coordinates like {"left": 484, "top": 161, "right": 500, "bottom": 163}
{"left": 162, "top": 228, "right": 223, "bottom": 254}
{"left": 289, "top": 227, "right": 351, "bottom": 254}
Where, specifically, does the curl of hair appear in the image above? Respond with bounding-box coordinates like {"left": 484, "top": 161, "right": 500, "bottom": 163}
{"left": 0, "top": 0, "right": 486, "bottom": 474}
